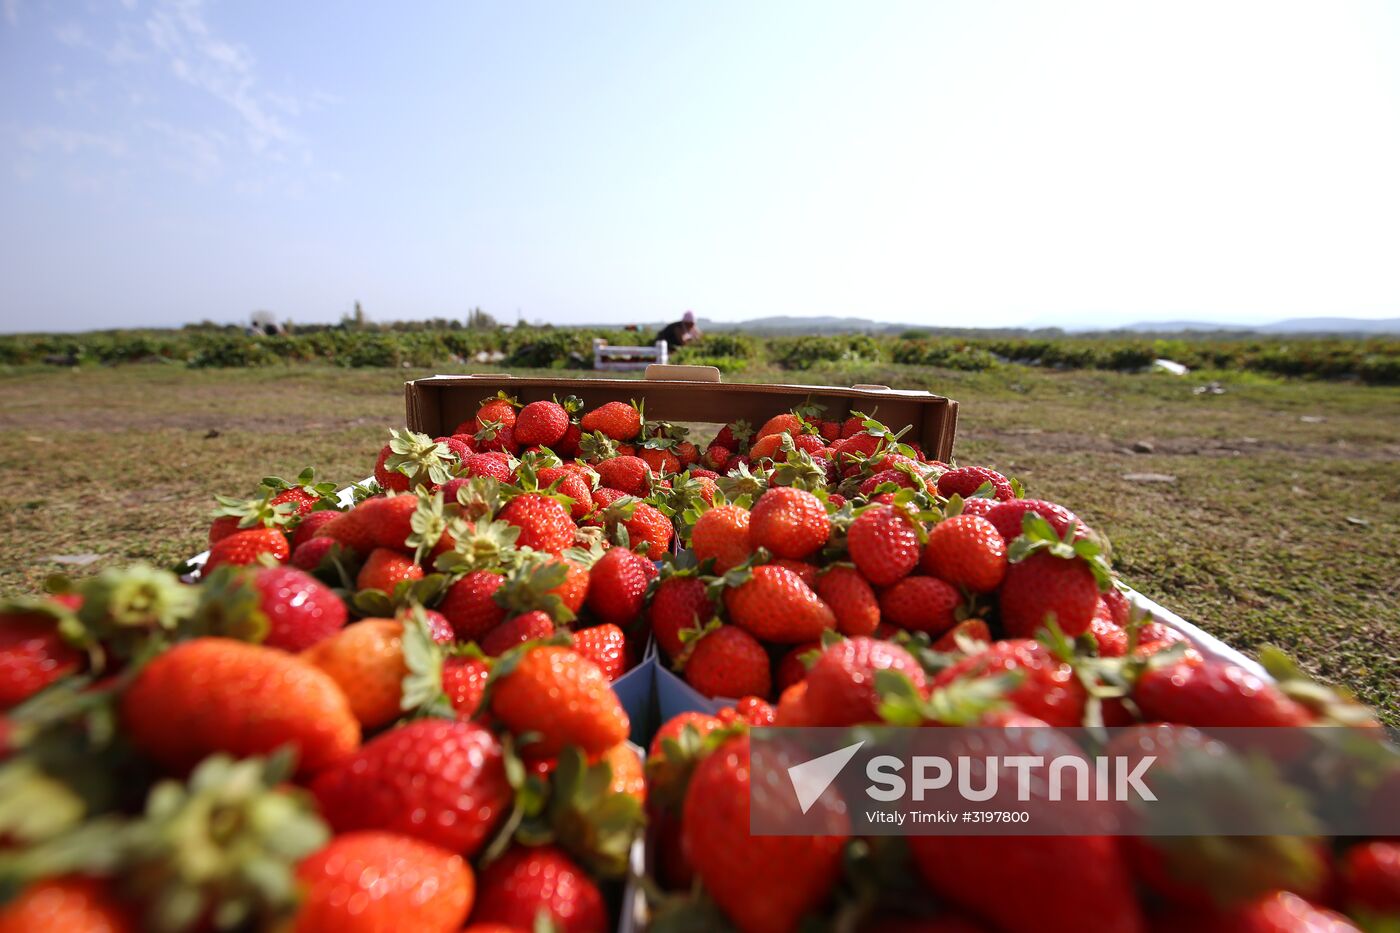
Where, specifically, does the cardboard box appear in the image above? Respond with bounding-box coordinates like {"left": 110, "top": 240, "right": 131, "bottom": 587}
{"left": 403, "top": 365, "right": 960, "bottom": 462}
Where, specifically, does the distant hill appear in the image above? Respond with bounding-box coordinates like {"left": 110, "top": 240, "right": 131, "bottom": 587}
{"left": 1122, "top": 317, "right": 1400, "bottom": 335}
{"left": 700, "top": 315, "right": 905, "bottom": 334}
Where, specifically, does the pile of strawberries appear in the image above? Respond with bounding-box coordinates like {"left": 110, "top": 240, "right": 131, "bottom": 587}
{"left": 0, "top": 390, "right": 1396, "bottom": 933}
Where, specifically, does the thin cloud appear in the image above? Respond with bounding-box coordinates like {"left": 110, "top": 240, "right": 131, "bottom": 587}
{"left": 3, "top": 0, "right": 18, "bottom": 27}
{"left": 19, "top": 125, "right": 128, "bottom": 158}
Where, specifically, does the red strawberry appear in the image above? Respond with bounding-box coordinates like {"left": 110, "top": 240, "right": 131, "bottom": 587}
{"left": 713, "top": 422, "right": 752, "bottom": 451}
{"left": 585, "top": 547, "right": 650, "bottom": 626}
{"left": 985, "top": 498, "right": 1080, "bottom": 543}
{"left": 1341, "top": 841, "right": 1400, "bottom": 915}
{"left": 703, "top": 444, "right": 734, "bottom": 471}
{"left": 0, "top": 877, "right": 136, "bottom": 933}
{"left": 649, "top": 575, "right": 715, "bottom": 658}
{"left": 922, "top": 514, "right": 1007, "bottom": 593}
{"left": 1090, "top": 615, "right": 1129, "bottom": 657}
{"left": 412, "top": 607, "right": 455, "bottom": 643}
{"left": 556, "top": 423, "right": 583, "bottom": 458}
{"left": 805, "top": 636, "right": 927, "bottom": 726}
{"left": 776, "top": 641, "right": 820, "bottom": 691}
{"left": 726, "top": 695, "right": 777, "bottom": 726}
{"left": 580, "top": 400, "right": 641, "bottom": 441}
{"left": 470, "top": 398, "right": 518, "bottom": 433}
{"left": 879, "top": 576, "right": 961, "bottom": 636}
{"left": 622, "top": 501, "right": 674, "bottom": 557}
{"left": 439, "top": 570, "right": 507, "bottom": 641}
{"left": 999, "top": 550, "right": 1100, "bottom": 637}
{"left": 683, "top": 735, "right": 847, "bottom": 933}
{"left": 459, "top": 451, "right": 513, "bottom": 482}
{"left": 812, "top": 563, "right": 873, "bottom": 636}
{"left": 936, "top": 465, "right": 1015, "bottom": 501}
{"left": 724, "top": 564, "right": 837, "bottom": 643}
{"left": 1134, "top": 660, "right": 1313, "bottom": 727}
{"left": 481, "top": 611, "right": 555, "bottom": 656}
{"left": 435, "top": 434, "right": 471, "bottom": 462}
{"left": 909, "top": 835, "right": 1144, "bottom": 933}
{"left": 931, "top": 617, "right": 992, "bottom": 652}
{"left": 932, "top": 639, "right": 1087, "bottom": 727}
{"left": 321, "top": 494, "right": 417, "bottom": 556}
{"left": 291, "top": 509, "right": 340, "bottom": 550}
{"left": 498, "top": 494, "right": 576, "bottom": 554}
{"left": 572, "top": 623, "right": 627, "bottom": 681}
{"left": 122, "top": 637, "right": 360, "bottom": 775}
{"left": 205, "top": 526, "right": 289, "bottom": 570}
{"left": 595, "top": 456, "right": 651, "bottom": 495}
{"left": 750, "top": 487, "right": 831, "bottom": 560}
{"left": 489, "top": 646, "right": 629, "bottom": 757}
{"left": 756, "top": 412, "right": 805, "bottom": 439}
{"left": 514, "top": 400, "right": 569, "bottom": 447}
{"left": 641, "top": 446, "right": 681, "bottom": 475}
{"left": 960, "top": 497, "right": 997, "bottom": 518}
{"left": 772, "top": 558, "right": 819, "bottom": 588}
{"left": 858, "top": 468, "right": 920, "bottom": 497}
{"left": 252, "top": 565, "right": 348, "bottom": 652}
{"left": 846, "top": 505, "right": 921, "bottom": 586}
{"left": 691, "top": 505, "right": 753, "bottom": 572}
{"left": 295, "top": 832, "right": 474, "bottom": 933}
{"left": 312, "top": 718, "right": 510, "bottom": 857}
{"left": 472, "top": 845, "right": 607, "bottom": 933}
{"left": 373, "top": 444, "right": 412, "bottom": 493}
{"left": 355, "top": 547, "right": 423, "bottom": 593}
{"left": 1157, "top": 891, "right": 1361, "bottom": 933}
{"left": 474, "top": 421, "right": 517, "bottom": 454}
{"left": 0, "top": 608, "right": 82, "bottom": 709}
{"left": 441, "top": 656, "right": 490, "bottom": 718}
{"left": 537, "top": 467, "right": 593, "bottom": 520}
{"left": 684, "top": 625, "right": 771, "bottom": 699}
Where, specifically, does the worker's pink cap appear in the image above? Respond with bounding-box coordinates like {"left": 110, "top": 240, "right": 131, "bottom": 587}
{"left": 683, "top": 310, "right": 695, "bottom": 324}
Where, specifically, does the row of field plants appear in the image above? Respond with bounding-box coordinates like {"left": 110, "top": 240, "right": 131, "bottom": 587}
{"left": 2, "top": 325, "right": 1398, "bottom": 383}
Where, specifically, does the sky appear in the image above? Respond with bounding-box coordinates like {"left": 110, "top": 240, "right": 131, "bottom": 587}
{"left": 3, "top": 1, "right": 1400, "bottom": 333}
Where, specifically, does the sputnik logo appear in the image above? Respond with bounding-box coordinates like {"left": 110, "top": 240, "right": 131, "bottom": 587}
{"left": 787, "top": 740, "right": 865, "bottom": 814}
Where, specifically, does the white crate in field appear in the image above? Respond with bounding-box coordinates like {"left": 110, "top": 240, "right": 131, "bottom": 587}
{"left": 593, "top": 338, "right": 668, "bottom": 371}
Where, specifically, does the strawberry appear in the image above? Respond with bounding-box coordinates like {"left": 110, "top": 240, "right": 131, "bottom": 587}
{"left": 960, "top": 497, "right": 997, "bottom": 518}
{"left": 537, "top": 467, "right": 593, "bottom": 520}
{"left": 122, "top": 637, "right": 359, "bottom": 774}
{"left": 846, "top": 504, "right": 922, "bottom": 586}
{"left": 1100, "top": 585, "right": 1132, "bottom": 625}
{"left": 466, "top": 398, "right": 518, "bottom": 434}
{"left": 585, "top": 547, "right": 650, "bottom": 627}
{"left": 355, "top": 547, "right": 424, "bottom": 593}
{"left": 999, "top": 550, "right": 1100, "bottom": 637}
{"left": 321, "top": 494, "right": 418, "bottom": 556}
{"left": 595, "top": 455, "right": 651, "bottom": 495}
{"left": 498, "top": 493, "right": 576, "bottom": 554}
{"left": 291, "top": 536, "right": 337, "bottom": 572}
{"left": 931, "top": 617, "right": 992, "bottom": 651}
{"left": 683, "top": 735, "right": 847, "bottom": 933}
{"left": 909, "top": 835, "right": 1144, "bottom": 933}
{"left": 474, "top": 421, "right": 517, "bottom": 454}
{"left": 435, "top": 434, "right": 471, "bottom": 462}
{"left": 472, "top": 845, "right": 607, "bottom": 933}
{"left": 514, "top": 400, "right": 569, "bottom": 446}
{"left": 813, "top": 566, "right": 879, "bottom": 636}
{"left": 936, "top": 465, "right": 1015, "bottom": 501}
{"left": 1158, "top": 891, "right": 1362, "bottom": 933}
{"left": 556, "top": 423, "right": 583, "bottom": 458}
{"left": 858, "top": 468, "right": 920, "bottom": 497}
{"left": 1090, "top": 615, "right": 1129, "bottom": 657}
{"left": 459, "top": 451, "right": 513, "bottom": 482}
{"left": 580, "top": 400, "right": 641, "bottom": 441}
{"left": 805, "top": 636, "right": 927, "bottom": 726}
{"left": 724, "top": 564, "right": 837, "bottom": 643}
{"left": 747, "top": 432, "right": 788, "bottom": 463}
{"left": 489, "top": 646, "right": 629, "bottom": 757}
{"left": 481, "top": 611, "right": 555, "bottom": 656}
{"left": 312, "top": 718, "right": 511, "bottom": 857}
{"left": 675, "top": 440, "right": 699, "bottom": 466}
{"left": 757, "top": 412, "right": 805, "bottom": 439}
{"left": 773, "top": 558, "right": 819, "bottom": 587}
{"left": 776, "top": 641, "right": 819, "bottom": 691}
{"left": 750, "top": 486, "right": 830, "bottom": 560}
{"left": 712, "top": 421, "right": 752, "bottom": 452}
{"left": 441, "top": 655, "right": 490, "bottom": 718}
{"left": 923, "top": 514, "right": 1007, "bottom": 592}
{"left": 204, "top": 526, "right": 289, "bottom": 570}
{"left": 932, "top": 638, "right": 1087, "bottom": 727}
{"left": 641, "top": 446, "right": 681, "bottom": 475}
{"left": 290, "top": 509, "right": 340, "bottom": 550}
{"left": 649, "top": 574, "right": 715, "bottom": 658}
{"left": 573, "top": 623, "right": 627, "bottom": 681}
{"left": 1341, "top": 841, "right": 1400, "bottom": 915}
{"left": 724, "top": 695, "right": 777, "bottom": 726}
{"left": 0, "top": 877, "right": 135, "bottom": 933}
{"left": 295, "top": 832, "right": 474, "bottom": 933}
{"left": 301, "top": 618, "right": 408, "bottom": 730}
{"left": 373, "top": 443, "right": 412, "bottom": 493}
{"left": 1134, "top": 660, "right": 1313, "bottom": 727}
{"left": 439, "top": 570, "right": 507, "bottom": 641}
{"left": 985, "top": 497, "right": 1080, "bottom": 543}
{"left": 774, "top": 679, "right": 814, "bottom": 726}
{"left": 879, "top": 576, "right": 961, "bottom": 636}
{"left": 683, "top": 624, "right": 771, "bottom": 699}
{"left": 621, "top": 501, "right": 673, "bottom": 556}
{"left": 251, "top": 565, "right": 347, "bottom": 652}
{"left": 691, "top": 504, "right": 754, "bottom": 572}
{"left": 0, "top": 607, "right": 82, "bottom": 709}
{"left": 703, "top": 444, "right": 734, "bottom": 471}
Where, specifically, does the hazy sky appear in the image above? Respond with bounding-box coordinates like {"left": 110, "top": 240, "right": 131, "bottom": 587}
{"left": 3, "top": 1, "right": 1400, "bottom": 333}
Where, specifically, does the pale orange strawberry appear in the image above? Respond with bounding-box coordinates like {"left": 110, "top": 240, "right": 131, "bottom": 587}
{"left": 489, "top": 646, "right": 629, "bottom": 757}
{"left": 0, "top": 877, "right": 135, "bottom": 933}
{"left": 355, "top": 547, "right": 423, "bottom": 592}
{"left": 301, "top": 619, "right": 407, "bottom": 730}
{"left": 580, "top": 400, "right": 641, "bottom": 441}
{"left": 724, "top": 564, "right": 837, "bottom": 643}
{"left": 122, "top": 638, "right": 360, "bottom": 775}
